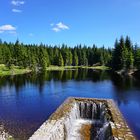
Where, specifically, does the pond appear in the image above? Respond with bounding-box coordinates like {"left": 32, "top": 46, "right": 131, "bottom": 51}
{"left": 0, "top": 69, "right": 140, "bottom": 140}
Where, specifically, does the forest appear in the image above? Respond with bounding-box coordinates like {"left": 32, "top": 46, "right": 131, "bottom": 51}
{"left": 0, "top": 36, "right": 140, "bottom": 72}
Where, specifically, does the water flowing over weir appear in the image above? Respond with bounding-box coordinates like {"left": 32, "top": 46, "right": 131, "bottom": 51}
{"left": 66, "top": 102, "right": 112, "bottom": 140}
{"left": 29, "top": 98, "right": 136, "bottom": 140}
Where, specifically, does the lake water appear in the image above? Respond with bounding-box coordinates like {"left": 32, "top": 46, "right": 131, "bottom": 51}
{"left": 0, "top": 69, "right": 140, "bottom": 140}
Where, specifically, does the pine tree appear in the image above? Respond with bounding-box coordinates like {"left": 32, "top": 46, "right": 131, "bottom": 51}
{"left": 125, "top": 36, "right": 132, "bottom": 51}
{"left": 135, "top": 48, "right": 140, "bottom": 69}
{"left": 68, "top": 50, "right": 72, "bottom": 66}
{"left": 100, "top": 52, "right": 104, "bottom": 65}
{"left": 0, "top": 36, "right": 137, "bottom": 71}
{"left": 112, "top": 39, "right": 121, "bottom": 70}
{"left": 73, "top": 50, "right": 78, "bottom": 66}
{"left": 53, "top": 47, "right": 59, "bottom": 65}
{"left": 128, "top": 51, "right": 134, "bottom": 69}
{"left": 125, "top": 36, "right": 134, "bottom": 69}
{"left": 30, "top": 56, "right": 36, "bottom": 71}
{"left": 0, "top": 44, "right": 3, "bottom": 64}
{"left": 82, "top": 51, "right": 88, "bottom": 66}
{"left": 39, "top": 47, "right": 50, "bottom": 71}
{"left": 58, "top": 52, "right": 64, "bottom": 66}
{"left": 119, "top": 36, "right": 126, "bottom": 69}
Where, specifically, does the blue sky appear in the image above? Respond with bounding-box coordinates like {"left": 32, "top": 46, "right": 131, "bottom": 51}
{"left": 0, "top": 0, "right": 140, "bottom": 47}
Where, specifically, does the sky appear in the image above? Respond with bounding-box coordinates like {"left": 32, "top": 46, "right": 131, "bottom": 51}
{"left": 0, "top": 0, "right": 140, "bottom": 47}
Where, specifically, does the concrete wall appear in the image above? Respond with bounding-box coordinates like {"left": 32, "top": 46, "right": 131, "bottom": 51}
{"left": 29, "top": 97, "right": 136, "bottom": 140}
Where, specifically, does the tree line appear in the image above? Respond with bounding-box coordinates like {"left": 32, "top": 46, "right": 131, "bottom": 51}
{"left": 112, "top": 36, "right": 140, "bottom": 71}
{"left": 0, "top": 36, "right": 140, "bottom": 71}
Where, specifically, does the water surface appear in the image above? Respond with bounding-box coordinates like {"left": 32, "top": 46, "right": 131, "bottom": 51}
{"left": 0, "top": 69, "right": 140, "bottom": 139}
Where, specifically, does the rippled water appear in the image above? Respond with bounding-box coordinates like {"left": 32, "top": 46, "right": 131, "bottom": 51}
{"left": 0, "top": 69, "right": 140, "bottom": 139}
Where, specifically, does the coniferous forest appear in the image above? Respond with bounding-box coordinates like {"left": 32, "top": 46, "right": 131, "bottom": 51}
{"left": 0, "top": 36, "right": 140, "bottom": 72}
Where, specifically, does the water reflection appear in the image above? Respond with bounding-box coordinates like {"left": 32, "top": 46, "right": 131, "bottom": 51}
{"left": 0, "top": 69, "right": 140, "bottom": 139}
{"left": 0, "top": 69, "right": 112, "bottom": 90}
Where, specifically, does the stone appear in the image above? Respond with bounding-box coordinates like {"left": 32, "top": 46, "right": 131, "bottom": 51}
{"left": 29, "top": 97, "right": 136, "bottom": 140}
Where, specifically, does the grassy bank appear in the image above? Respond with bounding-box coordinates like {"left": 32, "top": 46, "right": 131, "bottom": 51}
{"left": 46, "top": 65, "right": 110, "bottom": 71}
{"left": 0, "top": 64, "right": 31, "bottom": 76}
{"left": 0, "top": 64, "right": 110, "bottom": 76}
{"left": 81, "top": 66, "right": 110, "bottom": 70}
{"left": 45, "top": 65, "right": 80, "bottom": 71}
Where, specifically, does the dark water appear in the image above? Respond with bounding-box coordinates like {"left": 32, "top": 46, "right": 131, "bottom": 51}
{"left": 0, "top": 69, "right": 140, "bottom": 140}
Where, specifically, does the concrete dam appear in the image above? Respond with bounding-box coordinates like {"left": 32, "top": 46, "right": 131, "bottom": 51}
{"left": 29, "top": 97, "right": 136, "bottom": 140}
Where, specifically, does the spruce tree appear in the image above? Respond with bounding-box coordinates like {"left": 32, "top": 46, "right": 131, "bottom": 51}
{"left": 125, "top": 36, "right": 134, "bottom": 69}
{"left": 58, "top": 52, "right": 64, "bottom": 66}
{"left": 112, "top": 39, "right": 121, "bottom": 70}
{"left": 135, "top": 48, "right": 140, "bottom": 69}
{"left": 73, "top": 50, "right": 78, "bottom": 66}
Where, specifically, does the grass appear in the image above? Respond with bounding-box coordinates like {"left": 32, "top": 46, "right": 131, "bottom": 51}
{"left": 46, "top": 65, "right": 110, "bottom": 71}
{"left": 0, "top": 64, "right": 31, "bottom": 77}
{"left": 81, "top": 65, "right": 110, "bottom": 70}
{"left": 45, "top": 65, "right": 80, "bottom": 71}
{"left": 0, "top": 64, "right": 110, "bottom": 76}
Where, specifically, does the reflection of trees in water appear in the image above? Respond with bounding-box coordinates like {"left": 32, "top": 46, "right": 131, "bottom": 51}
{"left": 0, "top": 70, "right": 112, "bottom": 94}
{"left": 111, "top": 73, "right": 132, "bottom": 104}
{"left": 58, "top": 71, "right": 64, "bottom": 80}
{"left": 0, "top": 75, "right": 27, "bottom": 94}
{"left": 110, "top": 72, "right": 140, "bottom": 105}
{"left": 111, "top": 72, "right": 135, "bottom": 91}
{"left": 73, "top": 69, "right": 78, "bottom": 79}
{"left": 113, "top": 88, "right": 140, "bottom": 106}
{"left": 56, "top": 70, "right": 73, "bottom": 81}
{"left": 1, "top": 69, "right": 140, "bottom": 105}
{"left": 79, "top": 69, "right": 88, "bottom": 80}
{"left": 86, "top": 70, "right": 111, "bottom": 82}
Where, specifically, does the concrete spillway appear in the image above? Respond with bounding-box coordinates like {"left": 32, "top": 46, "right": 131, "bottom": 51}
{"left": 29, "top": 98, "right": 136, "bottom": 140}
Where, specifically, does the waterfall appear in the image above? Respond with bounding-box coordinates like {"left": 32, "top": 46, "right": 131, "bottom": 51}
{"left": 65, "top": 101, "right": 112, "bottom": 140}
{"left": 97, "top": 122, "right": 112, "bottom": 140}
{"left": 29, "top": 100, "right": 113, "bottom": 140}
{"left": 78, "top": 102, "right": 107, "bottom": 120}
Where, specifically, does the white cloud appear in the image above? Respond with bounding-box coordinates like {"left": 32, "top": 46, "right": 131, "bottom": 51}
{"left": 12, "top": 9, "right": 22, "bottom": 13}
{"left": 52, "top": 27, "right": 61, "bottom": 32}
{"left": 51, "top": 22, "right": 69, "bottom": 32}
{"left": 11, "top": 0, "right": 25, "bottom": 6}
{"left": 0, "top": 24, "right": 16, "bottom": 34}
{"left": 56, "top": 22, "right": 69, "bottom": 30}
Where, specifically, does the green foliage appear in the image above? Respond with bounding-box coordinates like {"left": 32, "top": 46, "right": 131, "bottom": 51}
{"left": 0, "top": 64, "right": 30, "bottom": 76}
{"left": 73, "top": 50, "right": 78, "bottom": 66}
{"left": 82, "top": 51, "right": 88, "bottom": 66}
{"left": 38, "top": 46, "right": 50, "bottom": 71}
{"left": 0, "top": 36, "right": 139, "bottom": 72}
{"left": 112, "top": 36, "right": 135, "bottom": 70}
{"left": 135, "top": 48, "right": 140, "bottom": 69}
{"left": 126, "top": 51, "right": 134, "bottom": 69}
{"left": 58, "top": 52, "right": 64, "bottom": 66}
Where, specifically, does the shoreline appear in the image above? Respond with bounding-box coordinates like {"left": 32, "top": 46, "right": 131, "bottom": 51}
{"left": 0, "top": 65, "right": 109, "bottom": 77}
{"left": 0, "top": 64, "right": 31, "bottom": 77}
{"left": 1, "top": 64, "right": 140, "bottom": 78}
{"left": 115, "top": 69, "right": 138, "bottom": 76}
{"left": 45, "top": 65, "right": 110, "bottom": 71}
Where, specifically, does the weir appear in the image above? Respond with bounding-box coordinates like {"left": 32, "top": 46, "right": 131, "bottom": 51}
{"left": 29, "top": 98, "right": 136, "bottom": 140}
